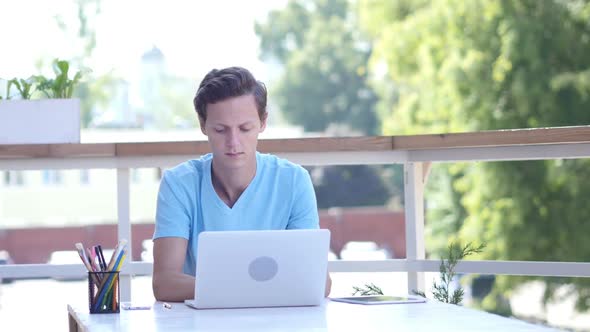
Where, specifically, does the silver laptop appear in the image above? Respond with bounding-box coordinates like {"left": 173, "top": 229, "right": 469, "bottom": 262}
{"left": 184, "top": 229, "right": 330, "bottom": 309}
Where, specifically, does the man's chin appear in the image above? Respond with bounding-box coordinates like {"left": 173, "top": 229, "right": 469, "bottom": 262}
{"left": 217, "top": 154, "right": 248, "bottom": 168}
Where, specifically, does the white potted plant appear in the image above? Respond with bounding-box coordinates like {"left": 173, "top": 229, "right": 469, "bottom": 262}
{"left": 0, "top": 59, "right": 83, "bottom": 145}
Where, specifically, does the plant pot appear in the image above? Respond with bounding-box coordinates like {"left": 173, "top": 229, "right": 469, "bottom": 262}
{"left": 0, "top": 98, "right": 81, "bottom": 144}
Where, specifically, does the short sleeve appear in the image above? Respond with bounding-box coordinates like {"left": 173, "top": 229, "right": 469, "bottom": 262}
{"left": 287, "top": 167, "right": 320, "bottom": 229}
{"left": 153, "top": 170, "right": 191, "bottom": 240}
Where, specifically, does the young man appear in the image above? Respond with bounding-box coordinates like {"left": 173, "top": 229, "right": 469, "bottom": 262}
{"left": 152, "top": 67, "right": 331, "bottom": 302}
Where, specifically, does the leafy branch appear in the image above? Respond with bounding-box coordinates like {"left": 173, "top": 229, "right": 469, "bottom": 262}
{"left": 352, "top": 283, "right": 384, "bottom": 296}
{"left": 414, "top": 242, "right": 486, "bottom": 305}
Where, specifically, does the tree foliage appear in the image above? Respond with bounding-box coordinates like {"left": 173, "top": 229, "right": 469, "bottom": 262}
{"left": 360, "top": 0, "right": 590, "bottom": 311}
{"left": 256, "top": 0, "right": 379, "bottom": 135}
{"left": 257, "top": 0, "right": 401, "bottom": 209}
{"left": 308, "top": 165, "right": 392, "bottom": 209}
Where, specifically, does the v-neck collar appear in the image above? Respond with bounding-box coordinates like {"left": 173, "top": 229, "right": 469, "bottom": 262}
{"left": 205, "top": 152, "right": 261, "bottom": 213}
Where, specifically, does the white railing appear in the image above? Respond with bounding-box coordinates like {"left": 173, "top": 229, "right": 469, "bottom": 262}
{"left": 1, "top": 126, "right": 590, "bottom": 301}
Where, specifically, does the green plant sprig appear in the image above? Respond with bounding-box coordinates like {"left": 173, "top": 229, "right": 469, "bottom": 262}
{"left": 1, "top": 78, "right": 13, "bottom": 100}
{"left": 350, "top": 242, "right": 485, "bottom": 304}
{"left": 352, "top": 283, "right": 384, "bottom": 296}
{"left": 35, "top": 59, "right": 84, "bottom": 99}
{"left": 414, "top": 242, "right": 486, "bottom": 305}
{"left": 9, "top": 77, "right": 35, "bottom": 100}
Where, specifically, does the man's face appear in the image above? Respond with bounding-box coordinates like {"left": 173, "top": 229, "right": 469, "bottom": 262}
{"left": 200, "top": 94, "right": 266, "bottom": 170}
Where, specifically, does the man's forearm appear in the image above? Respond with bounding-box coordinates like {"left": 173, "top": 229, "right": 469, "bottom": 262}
{"left": 153, "top": 272, "right": 195, "bottom": 302}
{"left": 325, "top": 274, "right": 332, "bottom": 297}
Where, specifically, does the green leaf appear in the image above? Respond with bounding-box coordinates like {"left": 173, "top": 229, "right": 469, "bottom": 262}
{"left": 31, "top": 59, "right": 84, "bottom": 99}
{"left": 5, "top": 79, "right": 14, "bottom": 100}
{"left": 412, "top": 290, "right": 426, "bottom": 298}
{"left": 352, "top": 283, "right": 384, "bottom": 296}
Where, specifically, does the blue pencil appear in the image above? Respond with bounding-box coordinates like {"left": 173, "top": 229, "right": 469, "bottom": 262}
{"left": 94, "top": 250, "right": 125, "bottom": 311}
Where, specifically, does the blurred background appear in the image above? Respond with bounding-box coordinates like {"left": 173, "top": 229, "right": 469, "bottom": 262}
{"left": 1, "top": 0, "right": 590, "bottom": 330}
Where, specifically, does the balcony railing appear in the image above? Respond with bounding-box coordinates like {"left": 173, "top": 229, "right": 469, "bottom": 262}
{"left": 1, "top": 125, "right": 590, "bottom": 302}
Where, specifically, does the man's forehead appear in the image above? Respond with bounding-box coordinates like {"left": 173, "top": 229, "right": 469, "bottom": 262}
{"left": 206, "top": 95, "right": 259, "bottom": 123}
{"left": 208, "top": 94, "right": 256, "bottom": 108}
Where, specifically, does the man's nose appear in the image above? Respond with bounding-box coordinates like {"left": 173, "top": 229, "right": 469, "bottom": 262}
{"left": 226, "top": 129, "right": 240, "bottom": 148}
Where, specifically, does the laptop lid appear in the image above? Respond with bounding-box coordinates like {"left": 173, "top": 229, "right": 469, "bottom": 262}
{"left": 189, "top": 229, "right": 330, "bottom": 309}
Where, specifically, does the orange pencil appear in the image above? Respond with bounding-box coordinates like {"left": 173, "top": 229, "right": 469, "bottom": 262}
{"left": 112, "top": 277, "right": 118, "bottom": 310}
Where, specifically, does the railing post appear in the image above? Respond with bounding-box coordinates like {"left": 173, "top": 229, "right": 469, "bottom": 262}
{"left": 117, "top": 168, "right": 132, "bottom": 302}
{"left": 404, "top": 162, "right": 426, "bottom": 293}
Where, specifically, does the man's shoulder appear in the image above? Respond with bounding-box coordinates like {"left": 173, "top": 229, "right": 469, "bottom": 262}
{"left": 164, "top": 154, "right": 212, "bottom": 181}
{"left": 258, "top": 152, "right": 306, "bottom": 174}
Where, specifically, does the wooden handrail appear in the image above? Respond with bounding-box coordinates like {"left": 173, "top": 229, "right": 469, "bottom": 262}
{"left": 1, "top": 125, "right": 589, "bottom": 159}
{"left": 392, "top": 126, "right": 590, "bottom": 149}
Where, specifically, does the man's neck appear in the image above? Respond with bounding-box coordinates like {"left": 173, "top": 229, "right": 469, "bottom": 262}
{"left": 211, "top": 159, "right": 256, "bottom": 208}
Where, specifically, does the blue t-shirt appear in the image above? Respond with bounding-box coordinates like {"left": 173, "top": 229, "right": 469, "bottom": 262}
{"left": 153, "top": 152, "right": 319, "bottom": 276}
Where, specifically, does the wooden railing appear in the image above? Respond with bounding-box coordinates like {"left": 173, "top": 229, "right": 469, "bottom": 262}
{"left": 1, "top": 125, "right": 590, "bottom": 301}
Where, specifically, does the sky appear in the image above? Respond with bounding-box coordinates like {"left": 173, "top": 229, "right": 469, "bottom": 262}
{"left": 0, "top": 0, "right": 286, "bottom": 83}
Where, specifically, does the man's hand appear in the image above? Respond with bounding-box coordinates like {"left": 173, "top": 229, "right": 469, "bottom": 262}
{"left": 325, "top": 273, "right": 332, "bottom": 297}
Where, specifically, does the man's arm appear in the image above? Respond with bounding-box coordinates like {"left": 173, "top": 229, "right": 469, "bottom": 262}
{"left": 287, "top": 168, "right": 320, "bottom": 229}
{"left": 152, "top": 237, "right": 195, "bottom": 302}
{"left": 288, "top": 168, "right": 332, "bottom": 297}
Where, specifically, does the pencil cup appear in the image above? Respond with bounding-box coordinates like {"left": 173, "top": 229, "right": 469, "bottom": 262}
{"left": 88, "top": 271, "right": 120, "bottom": 314}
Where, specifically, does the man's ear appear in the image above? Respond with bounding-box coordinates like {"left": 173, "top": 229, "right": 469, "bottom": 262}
{"left": 259, "top": 113, "right": 267, "bottom": 133}
{"left": 199, "top": 116, "right": 207, "bottom": 135}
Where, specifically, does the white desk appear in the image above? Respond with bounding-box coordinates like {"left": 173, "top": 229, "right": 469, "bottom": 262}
{"left": 68, "top": 299, "right": 559, "bottom": 332}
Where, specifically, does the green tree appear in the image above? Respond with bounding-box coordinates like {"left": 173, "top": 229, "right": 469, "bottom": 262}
{"left": 255, "top": 0, "right": 403, "bottom": 208}
{"left": 256, "top": 0, "right": 378, "bottom": 135}
{"left": 256, "top": 0, "right": 403, "bottom": 209}
{"left": 360, "top": 0, "right": 590, "bottom": 312}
